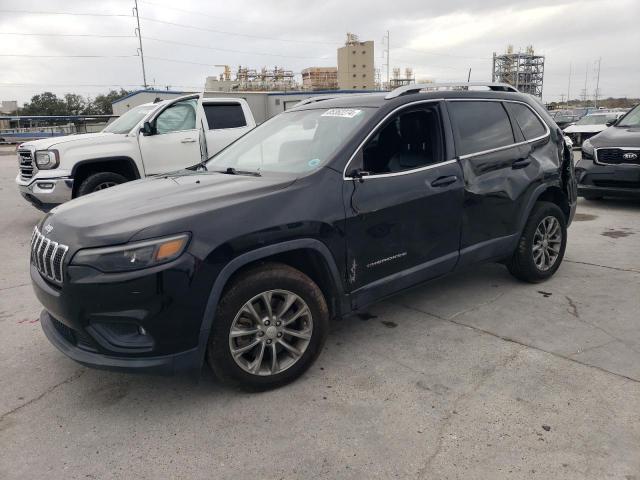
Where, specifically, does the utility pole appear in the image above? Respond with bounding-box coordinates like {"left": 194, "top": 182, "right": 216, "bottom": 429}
{"left": 467, "top": 68, "right": 471, "bottom": 82}
{"left": 566, "top": 62, "right": 572, "bottom": 109}
{"left": 133, "top": 0, "right": 148, "bottom": 88}
{"left": 594, "top": 57, "right": 601, "bottom": 108}
{"left": 581, "top": 62, "right": 588, "bottom": 103}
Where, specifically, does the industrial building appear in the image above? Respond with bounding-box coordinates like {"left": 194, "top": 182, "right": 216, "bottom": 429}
{"left": 301, "top": 67, "right": 338, "bottom": 90}
{"left": 205, "top": 65, "right": 298, "bottom": 92}
{"left": 492, "top": 45, "right": 545, "bottom": 97}
{"left": 337, "top": 33, "right": 375, "bottom": 90}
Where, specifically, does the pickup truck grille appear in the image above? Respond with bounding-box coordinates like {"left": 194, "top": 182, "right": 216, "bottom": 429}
{"left": 30, "top": 227, "right": 68, "bottom": 283}
{"left": 18, "top": 149, "right": 35, "bottom": 180}
{"left": 596, "top": 148, "right": 640, "bottom": 166}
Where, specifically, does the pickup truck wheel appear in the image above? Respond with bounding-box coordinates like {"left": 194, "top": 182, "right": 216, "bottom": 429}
{"left": 507, "top": 201, "right": 567, "bottom": 283}
{"left": 76, "top": 172, "right": 128, "bottom": 197}
{"left": 207, "top": 263, "right": 329, "bottom": 391}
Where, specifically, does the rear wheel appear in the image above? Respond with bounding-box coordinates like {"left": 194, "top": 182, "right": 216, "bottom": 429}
{"left": 76, "top": 172, "right": 127, "bottom": 197}
{"left": 507, "top": 202, "right": 567, "bottom": 283}
{"left": 207, "top": 263, "right": 329, "bottom": 390}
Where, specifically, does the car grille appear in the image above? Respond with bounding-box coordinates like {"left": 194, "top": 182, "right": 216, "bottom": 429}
{"left": 18, "top": 149, "right": 35, "bottom": 180}
{"left": 30, "top": 227, "right": 68, "bottom": 283}
{"left": 596, "top": 148, "right": 640, "bottom": 166}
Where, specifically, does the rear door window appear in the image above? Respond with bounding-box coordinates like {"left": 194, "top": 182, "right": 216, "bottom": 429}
{"left": 448, "top": 101, "right": 515, "bottom": 156}
{"left": 505, "top": 103, "right": 547, "bottom": 140}
{"left": 204, "top": 103, "right": 247, "bottom": 129}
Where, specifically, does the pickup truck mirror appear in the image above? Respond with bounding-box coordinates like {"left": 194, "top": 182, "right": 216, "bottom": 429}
{"left": 140, "top": 121, "right": 155, "bottom": 136}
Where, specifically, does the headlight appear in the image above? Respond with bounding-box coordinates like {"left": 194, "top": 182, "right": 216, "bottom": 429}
{"left": 35, "top": 150, "right": 60, "bottom": 169}
{"left": 71, "top": 234, "right": 190, "bottom": 272}
{"left": 581, "top": 139, "right": 594, "bottom": 160}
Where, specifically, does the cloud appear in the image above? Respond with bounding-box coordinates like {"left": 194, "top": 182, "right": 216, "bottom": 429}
{"left": 0, "top": 0, "right": 638, "bottom": 104}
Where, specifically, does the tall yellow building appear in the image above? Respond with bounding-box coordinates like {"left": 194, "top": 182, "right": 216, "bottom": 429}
{"left": 337, "top": 33, "right": 375, "bottom": 90}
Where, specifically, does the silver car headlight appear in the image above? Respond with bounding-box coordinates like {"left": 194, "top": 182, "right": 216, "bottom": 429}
{"left": 71, "top": 234, "right": 190, "bottom": 273}
{"left": 35, "top": 150, "right": 60, "bottom": 169}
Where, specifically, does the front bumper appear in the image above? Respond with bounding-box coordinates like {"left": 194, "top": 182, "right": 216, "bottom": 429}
{"left": 31, "top": 250, "right": 214, "bottom": 376}
{"left": 41, "top": 310, "right": 202, "bottom": 375}
{"left": 16, "top": 175, "right": 74, "bottom": 212}
{"left": 576, "top": 158, "right": 640, "bottom": 198}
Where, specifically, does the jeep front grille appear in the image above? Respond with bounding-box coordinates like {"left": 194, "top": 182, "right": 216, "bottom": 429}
{"left": 30, "top": 227, "right": 68, "bottom": 283}
{"left": 596, "top": 148, "right": 640, "bottom": 166}
{"left": 18, "top": 150, "right": 35, "bottom": 180}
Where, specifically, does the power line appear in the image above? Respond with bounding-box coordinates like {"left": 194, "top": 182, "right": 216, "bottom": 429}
{"left": 394, "top": 46, "right": 491, "bottom": 61}
{"left": 0, "top": 9, "right": 131, "bottom": 18}
{"left": 137, "top": 16, "right": 337, "bottom": 46}
{"left": 0, "top": 32, "right": 135, "bottom": 38}
{"left": 0, "top": 54, "right": 137, "bottom": 58}
{"left": 138, "top": 0, "right": 260, "bottom": 25}
{"left": 143, "top": 37, "right": 330, "bottom": 59}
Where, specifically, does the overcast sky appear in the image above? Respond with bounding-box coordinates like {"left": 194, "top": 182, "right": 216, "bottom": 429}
{"left": 1, "top": 0, "right": 639, "bottom": 105}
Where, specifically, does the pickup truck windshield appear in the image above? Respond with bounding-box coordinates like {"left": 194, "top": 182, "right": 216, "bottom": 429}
{"left": 617, "top": 105, "right": 640, "bottom": 128}
{"left": 103, "top": 104, "right": 155, "bottom": 134}
{"left": 206, "top": 107, "right": 375, "bottom": 174}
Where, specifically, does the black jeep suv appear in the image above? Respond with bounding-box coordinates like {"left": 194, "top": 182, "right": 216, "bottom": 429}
{"left": 31, "top": 84, "right": 576, "bottom": 390}
{"left": 577, "top": 103, "right": 640, "bottom": 199}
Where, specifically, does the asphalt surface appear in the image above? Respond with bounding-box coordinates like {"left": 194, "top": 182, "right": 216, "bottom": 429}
{"left": 1, "top": 144, "right": 639, "bottom": 479}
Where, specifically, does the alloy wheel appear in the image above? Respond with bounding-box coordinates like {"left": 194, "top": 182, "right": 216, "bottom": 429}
{"left": 94, "top": 181, "right": 117, "bottom": 191}
{"left": 228, "top": 290, "right": 313, "bottom": 376}
{"left": 532, "top": 216, "right": 562, "bottom": 271}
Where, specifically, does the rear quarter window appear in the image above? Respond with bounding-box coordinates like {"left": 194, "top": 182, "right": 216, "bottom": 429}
{"left": 448, "top": 101, "right": 515, "bottom": 156}
{"left": 204, "top": 103, "right": 247, "bottom": 129}
{"left": 505, "top": 103, "right": 547, "bottom": 140}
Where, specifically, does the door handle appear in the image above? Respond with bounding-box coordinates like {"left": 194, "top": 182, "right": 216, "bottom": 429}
{"left": 512, "top": 157, "right": 531, "bottom": 169}
{"left": 430, "top": 175, "right": 458, "bottom": 188}
{"left": 181, "top": 138, "right": 197, "bottom": 143}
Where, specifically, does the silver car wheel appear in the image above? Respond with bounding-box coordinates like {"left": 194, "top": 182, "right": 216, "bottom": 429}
{"left": 532, "top": 216, "right": 562, "bottom": 271}
{"left": 228, "top": 290, "right": 313, "bottom": 376}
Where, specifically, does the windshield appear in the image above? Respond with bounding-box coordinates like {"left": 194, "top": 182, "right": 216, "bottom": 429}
{"left": 103, "top": 104, "right": 155, "bottom": 134}
{"left": 617, "top": 105, "right": 640, "bottom": 128}
{"left": 206, "top": 107, "right": 375, "bottom": 174}
{"left": 575, "top": 114, "right": 617, "bottom": 126}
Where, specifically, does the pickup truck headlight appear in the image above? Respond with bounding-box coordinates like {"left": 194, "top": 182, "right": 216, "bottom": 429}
{"left": 71, "top": 234, "right": 190, "bottom": 272}
{"left": 35, "top": 150, "right": 60, "bottom": 169}
{"left": 581, "top": 139, "right": 594, "bottom": 160}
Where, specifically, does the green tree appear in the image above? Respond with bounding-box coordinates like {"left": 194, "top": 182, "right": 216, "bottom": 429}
{"left": 21, "top": 92, "right": 67, "bottom": 116}
{"left": 87, "top": 89, "right": 132, "bottom": 115}
{"left": 64, "top": 93, "right": 86, "bottom": 115}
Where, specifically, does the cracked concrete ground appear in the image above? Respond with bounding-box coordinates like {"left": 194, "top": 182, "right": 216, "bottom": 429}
{"left": 1, "top": 146, "right": 639, "bottom": 479}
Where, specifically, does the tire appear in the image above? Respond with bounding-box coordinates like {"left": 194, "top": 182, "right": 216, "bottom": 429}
{"left": 507, "top": 201, "right": 567, "bottom": 283}
{"left": 76, "top": 172, "right": 128, "bottom": 197}
{"left": 207, "top": 263, "right": 329, "bottom": 391}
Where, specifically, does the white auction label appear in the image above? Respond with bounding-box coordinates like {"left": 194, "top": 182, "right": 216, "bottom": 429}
{"left": 321, "top": 108, "right": 362, "bottom": 118}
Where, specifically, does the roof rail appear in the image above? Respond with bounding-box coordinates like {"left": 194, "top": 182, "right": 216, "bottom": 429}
{"left": 294, "top": 95, "right": 342, "bottom": 107}
{"left": 385, "top": 82, "right": 519, "bottom": 100}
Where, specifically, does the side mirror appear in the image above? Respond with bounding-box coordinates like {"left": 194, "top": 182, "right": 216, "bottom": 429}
{"left": 140, "top": 121, "right": 155, "bottom": 136}
{"left": 605, "top": 120, "right": 616, "bottom": 127}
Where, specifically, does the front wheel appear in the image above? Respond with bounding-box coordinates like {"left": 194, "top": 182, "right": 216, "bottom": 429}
{"left": 207, "top": 263, "right": 329, "bottom": 390}
{"left": 76, "top": 172, "right": 128, "bottom": 197}
{"left": 507, "top": 202, "right": 567, "bottom": 283}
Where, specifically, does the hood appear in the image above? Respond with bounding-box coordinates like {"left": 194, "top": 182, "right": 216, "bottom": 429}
{"left": 19, "top": 132, "right": 116, "bottom": 150}
{"left": 43, "top": 171, "right": 296, "bottom": 248}
{"left": 564, "top": 124, "right": 608, "bottom": 134}
{"left": 588, "top": 126, "right": 640, "bottom": 148}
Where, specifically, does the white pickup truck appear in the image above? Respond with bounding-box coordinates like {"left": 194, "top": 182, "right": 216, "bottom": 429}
{"left": 15, "top": 94, "right": 256, "bottom": 211}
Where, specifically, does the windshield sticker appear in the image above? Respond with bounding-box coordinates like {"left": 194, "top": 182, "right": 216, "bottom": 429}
{"left": 321, "top": 108, "right": 362, "bottom": 118}
{"left": 308, "top": 158, "right": 321, "bottom": 168}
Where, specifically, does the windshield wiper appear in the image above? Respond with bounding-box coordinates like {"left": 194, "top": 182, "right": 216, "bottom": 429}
{"left": 215, "top": 167, "right": 261, "bottom": 177}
